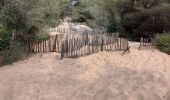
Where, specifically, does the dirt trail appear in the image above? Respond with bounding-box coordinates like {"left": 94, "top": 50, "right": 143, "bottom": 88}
{"left": 0, "top": 42, "right": 170, "bottom": 100}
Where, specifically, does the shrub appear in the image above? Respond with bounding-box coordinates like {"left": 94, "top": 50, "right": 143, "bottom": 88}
{"left": 0, "top": 27, "right": 11, "bottom": 51}
{"left": 0, "top": 44, "right": 28, "bottom": 66}
{"left": 33, "top": 32, "right": 49, "bottom": 40}
{"left": 154, "top": 33, "right": 170, "bottom": 54}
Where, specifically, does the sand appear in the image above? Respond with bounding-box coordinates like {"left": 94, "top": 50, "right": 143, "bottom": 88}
{"left": 0, "top": 42, "right": 170, "bottom": 100}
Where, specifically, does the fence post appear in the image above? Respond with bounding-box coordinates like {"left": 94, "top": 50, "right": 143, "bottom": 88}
{"left": 61, "top": 42, "right": 64, "bottom": 60}
{"left": 101, "top": 38, "right": 104, "bottom": 51}
{"left": 120, "top": 38, "right": 122, "bottom": 50}
{"left": 139, "top": 37, "right": 143, "bottom": 49}
{"left": 52, "top": 35, "right": 58, "bottom": 52}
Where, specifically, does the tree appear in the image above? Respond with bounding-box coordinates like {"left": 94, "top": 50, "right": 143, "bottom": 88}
{"left": 0, "top": 0, "right": 70, "bottom": 42}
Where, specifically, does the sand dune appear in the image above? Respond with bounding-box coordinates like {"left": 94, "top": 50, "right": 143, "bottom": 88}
{"left": 0, "top": 42, "right": 170, "bottom": 100}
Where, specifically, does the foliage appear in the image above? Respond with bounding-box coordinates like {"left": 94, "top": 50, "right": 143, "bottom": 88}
{"left": 154, "top": 33, "right": 170, "bottom": 54}
{"left": 0, "top": 0, "right": 70, "bottom": 42}
{"left": 33, "top": 32, "right": 49, "bottom": 40}
{"left": 122, "top": 5, "right": 170, "bottom": 40}
{"left": 71, "top": 0, "right": 93, "bottom": 22}
{"left": 0, "top": 44, "right": 28, "bottom": 66}
{"left": 0, "top": 26, "right": 10, "bottom": 51}
{"left": 0, "top": 0, "right": 70, "bottom": 65}
{"left": 73, "top": 0, "right": 170, "bottom": 40}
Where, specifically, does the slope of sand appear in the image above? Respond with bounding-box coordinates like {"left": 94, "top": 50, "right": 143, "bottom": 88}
{"left": 0, "top": 42, "right": 170, "bottom": 100}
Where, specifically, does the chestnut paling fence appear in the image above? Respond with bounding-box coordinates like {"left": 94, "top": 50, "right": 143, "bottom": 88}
{"left": 28, "top": 34, "right": 64, "bottom": 53}
{"left": 60, "top": 34, "right": 129, "bottom": 59}
{"left": 28, "top": 34, "right": 129, "bottom": 59}
{"left": 139, "top": 37, "right": 153, "bottom": 49}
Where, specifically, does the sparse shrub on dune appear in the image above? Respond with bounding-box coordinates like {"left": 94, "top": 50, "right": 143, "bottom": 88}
{"left": 0, "top": 0, "right": 70, "bottom": 66}
{"left": 0, "top": 43, "right": 29, "bottom": 66}
{"left": 0, "top": 27, "right": 10, "bottom": 51}
{"left": 154, "top": 33, "right": 170, "bottom": 55}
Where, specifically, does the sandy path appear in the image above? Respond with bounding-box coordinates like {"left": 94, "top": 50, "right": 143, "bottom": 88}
{"left": 0, "top": 42, "right": 170, "bottom": 100}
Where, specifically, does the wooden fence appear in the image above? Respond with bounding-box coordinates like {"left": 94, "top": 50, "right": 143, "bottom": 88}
{"left": 61, "top": 34, "right": 128, "bottom": 59}
{"left": 28, "top": 33, "right": 128, "bottom": 59}
{"left": 48, "top": 28, "right": 71, "bottom": 34}
{"left": 28, "top": 34, "right": 64, "bottom": 53}
{"left": 139, "top": 37, "right": 153, "bottom": 49}
{"left": 48, "top": 27, "right": 113, "bottom": 35}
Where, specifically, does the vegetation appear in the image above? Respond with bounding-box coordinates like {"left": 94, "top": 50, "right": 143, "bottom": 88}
{"left": 73, "top": 0, "right": 170, "bottom": 39}
{"left": 0, "top": 45, "right": 28, "bottom": 66}
{"left": 72, "top": 0, "right": 170, "bottom": 54}
{"left": 0, "top": 0, "right": 70, "bottom": 65}
{"left": 0, "top": 26, "right": 10, "bottom": 51}
{"left": 154, "top": 33, "right": 170, "bottom": 54}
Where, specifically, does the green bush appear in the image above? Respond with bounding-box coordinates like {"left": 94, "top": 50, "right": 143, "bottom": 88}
{"left": 33, "top": 32, "right": 49, "bottom": 40}
{"left": 154, "top": 33, "right": 170, "bottom": 54}
{"left": 0, "top": 44, "right": 28, "bottom": 66}
{"left": 0, "top": 27, "right": 11, "bottom": 51}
